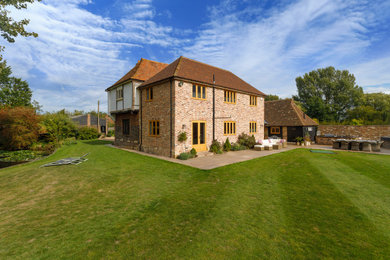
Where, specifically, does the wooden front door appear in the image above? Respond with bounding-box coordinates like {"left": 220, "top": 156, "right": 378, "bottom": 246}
{"left": 192, "top": 121, "right": 207, "bottom": 152}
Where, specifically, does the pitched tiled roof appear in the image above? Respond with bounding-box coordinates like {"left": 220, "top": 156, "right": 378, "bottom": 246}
{"left": 265, "top": 99, "right": 318, "bottom": 126}
{"left": 139, "top": 56, "right": 265, "bottom": 96}
{"left": 106, "top": 58, "right": 168, "bottom": 91}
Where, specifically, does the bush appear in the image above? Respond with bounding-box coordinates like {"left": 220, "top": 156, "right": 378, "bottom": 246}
{"left": 41, "top": 143, "right": 57, "bottom": 156}
{"left": 231, "top": 142, "right": 247, "bottom": 151}
{"left": 178, "top": 131, "right": 188, "bottom": 142}
{"left": 41, "top": 113, "right": 77, "bottom": 144}
{"left": 0, "top": 107, "right": 40, "bottom": 150}
{"left": 0, "top": 150, "right": 40, "bottom": 162}
{"left": 190, "top": 148, "right": 197, "bottom": 157}
{"left": 177, "top": 152, "right": 190, "bottom": 160}
{"left": 210, "top": 139, "right": 222, "bottom": 154}
{"left": 237, "top": 133, "right": 256, "bottom": 149}
{"left": 62, "top": 137, "right": 77, "bottom": 145}
{"left": 77, "top": 127, "right": 100, "bottom": 140}
{"left": 223, "top": 138, "right": 231, "bottom": 152}
{"left": 106, "top": 130, "right": 115, "bottom": 137}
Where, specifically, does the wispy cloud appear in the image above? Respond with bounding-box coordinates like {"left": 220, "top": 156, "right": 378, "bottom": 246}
{"left": 182, "top": 0, "right": 388, "bottom": 96}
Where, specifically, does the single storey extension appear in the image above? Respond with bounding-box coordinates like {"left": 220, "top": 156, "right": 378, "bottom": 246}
{"left": 264, "top": 99, "right": 318, "bottom": 142}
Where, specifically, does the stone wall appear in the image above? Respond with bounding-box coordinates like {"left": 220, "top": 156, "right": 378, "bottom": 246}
{"left": 316, "top": 125, "right": 390, "bottom": 145}
{"left": 114, "top": 112, "right": 139, "bottom": 149}
{"left": 140, "top": 81, "right": 173, "bottom": 157}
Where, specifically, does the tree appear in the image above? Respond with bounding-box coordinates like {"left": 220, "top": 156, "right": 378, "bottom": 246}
{"left": 294, "top": 67, "right": 363, "bottom": 122}
{"left": 41, "top": 113, "right": 77, "bottom": 144}
{"left": 0, "top": 0, "right": 41, "bottom": 44}
{"left": 0, "top": 106, "right": 40, "bottom": 150}
{"left": 0, "top": 59, "right": 32, "bottom": 107}
{"left": 346, "top": 93, "right": 390, "bottom": 124}
{"left": 265, "top": 94, "right": 280, "bottom": 101}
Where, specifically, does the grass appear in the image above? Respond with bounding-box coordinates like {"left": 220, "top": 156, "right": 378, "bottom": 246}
{"left": 1, "top": 140, "right": 390, "bottom": 259}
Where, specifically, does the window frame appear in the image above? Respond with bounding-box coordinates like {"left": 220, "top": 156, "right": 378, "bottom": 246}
{"left": 249, "top": 121, "right": 257, "bottom": 134}
{"left": 146, "top": 87, "right": 153, "bottom": 101}
{"left": 192, "top": 84, "right": 207, "bottom": 100}
{"left": 122, "top": 119, "right": 130, "bottom": 135}
{"left": 270, "top": 127, "right": 280, "bottom": 134}
{"left": 250, "top": 95, "right": 257, "bottom": 106}
{"left": 224, "top": 121, "right": 236, "bottom": 135}
{"left": 148, "top": 120, "right": 160, "bottom": 137}
{"left": 224, "top": 90, "right": 236, "bottom": 104}
{"left": 116, "top": 87, "right": 123, "bottom": 101}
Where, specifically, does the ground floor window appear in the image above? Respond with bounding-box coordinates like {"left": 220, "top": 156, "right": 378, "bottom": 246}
{"left": 270, "top": 127, "right": 280, "bottom": 134}
{"left": 249, "top": 121, "right": 257, "bottom": 133}
{"left": 149, "top": 120, "right": 160, "bottom": 136}
{"left": 122, "top": 119, "right": 129, "bottom": 135}
{"left": 224, "top": 121, "right": 236, "bottom": 135}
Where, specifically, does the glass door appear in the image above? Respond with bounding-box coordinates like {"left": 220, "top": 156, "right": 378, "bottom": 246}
{"left": 192, "top": 121, "right": 207, "bottom": 152}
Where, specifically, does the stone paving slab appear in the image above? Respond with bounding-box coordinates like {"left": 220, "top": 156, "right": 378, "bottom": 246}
{"left": 107, "top": 144, "right": 390, "bottom": 170}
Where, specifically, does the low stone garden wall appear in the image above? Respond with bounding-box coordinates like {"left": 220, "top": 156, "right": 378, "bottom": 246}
{"left": 316, "top": 125, "right": 390, "bottom": 145}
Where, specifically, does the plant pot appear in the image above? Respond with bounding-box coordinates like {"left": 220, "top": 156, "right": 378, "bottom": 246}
{"left": 305, "top": 141, "right": 310, "bottom": 146}
{"left": 282, "top": 142, "right": 287, "bottom": 148}
{"left": 301, "top": 143, "right": 305, "bottom": 146}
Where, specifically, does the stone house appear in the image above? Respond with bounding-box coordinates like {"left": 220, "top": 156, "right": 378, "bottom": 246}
{"left": 107, "top": 56, "right": 266, "bottom": 157}
{"left": 264, "top": 99, "right": 318, "bottom": 142}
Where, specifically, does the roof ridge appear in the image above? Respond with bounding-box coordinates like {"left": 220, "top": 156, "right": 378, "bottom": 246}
{"left": 265, "top": 99, "right": 292, "bottom": 103}
{"left": 173, "top": 56, "right": 183, "bottom": 77}
{"left": 290, "top": 100, "right": 306, "bottom": 125}
{"left": 180, "top": 56, "right": 232, "bottom": 73}
{"left": 140, "top": 58, "right": 169, "bottom": 65}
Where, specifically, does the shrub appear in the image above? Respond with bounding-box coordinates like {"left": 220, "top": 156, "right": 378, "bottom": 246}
{"left": 177, "top": 152, "right": 190, "bottom": 160}
{"left": 41, "top": 143, "right": 57, "bottom": 156}
{"left": 231, "top": 142, "right": 247, "bottom": 151}
{"left": 62, "top": 137, "right": 77, "bottom": 145}
{"left": 77, "top": 127, "right": 100, "bottom": 140}
{"left": 223, "top": 138, "right": 231, "bottom": 152}
{"left": 0, "top": 150, "right": 40, "bottom": 162}
{"left": 178, "top": 131, "right": 188, "bottom": 142}
{"left": 106, "top": 130, "right": 115, "bottom": 137}
{"left": 41, "top": 113, "right": 77, "bottom": 144}
{"left": 237, "top": 133, "right": 256, "bottom": 149}
{"left": 210, "top": 139, "right": 222, "bottom": 154}
{"left": 190, "top": 148, "right": 197, "bottom": 157}
{"left": 0, "top": 107, "right": 40, "bottom": 150}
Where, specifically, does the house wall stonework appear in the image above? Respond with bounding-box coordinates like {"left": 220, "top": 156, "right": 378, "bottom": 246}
{"left": 114, "top": 112, "right": 139, "bottom": 149}
{"left": 140, "top": 81, "right": 173, "bottom": 157}
{"left": 174, "top": 80, "right": 264, "bottom": 156}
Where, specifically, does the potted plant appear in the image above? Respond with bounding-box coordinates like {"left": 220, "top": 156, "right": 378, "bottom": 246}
{"left": 295, "top": 137, "right": 303, "bottom": 146}
{"left": 304, "top": 133, "right": 311, "bottom": 146}
{"left": 281, "top": 139, "right": 287, "bottom": 148}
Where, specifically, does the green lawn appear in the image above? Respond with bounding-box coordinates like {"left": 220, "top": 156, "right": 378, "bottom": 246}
{"left": 1, "top": 140, "right": 390, "bottom": 259}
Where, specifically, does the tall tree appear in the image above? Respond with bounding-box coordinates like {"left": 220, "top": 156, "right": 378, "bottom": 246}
{"left": 0, "top": 0, "right": 41, "bottom": 44}
{"left": 0, "top": 59, "right": 32, "bottom": 107}
{"left": 294, "top": 67, "right": 363, "bottom": 122}
{"left": 265, "top": 94, "right": 280, "bottom": 101}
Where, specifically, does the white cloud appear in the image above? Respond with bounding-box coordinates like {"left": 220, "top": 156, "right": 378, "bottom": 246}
{"left": 182, "top": 0, "right": 387, "bottom": 97}
{"left": 2, "top": 0, "right": 181, "bottom": 111}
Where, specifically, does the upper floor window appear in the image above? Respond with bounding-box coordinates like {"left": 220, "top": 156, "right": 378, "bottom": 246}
{"left": 116, "top": 87, "right": 123, "bottom": 100}
{"left": 149, "top": 120, "right": 160, "bottom": 136}
{"left": 250, "top": 95, "right": 257, "bottom": 106}
{"left": 192, "top": 85, "right": 206, "bottom": 100}
{"left": 224, "top": 121, "right": 236, "bottom": 135}
{"left": 249, "top": 121, "right": 257, "bottom": 133}
{"left": 146, "top": 87, "right": 153, "bottom": 101}
{"left": 224, "top": 90, "right": 236, "bottom": 104}
{"left": 122, "top": 119, "right": 130, "bottom": 135}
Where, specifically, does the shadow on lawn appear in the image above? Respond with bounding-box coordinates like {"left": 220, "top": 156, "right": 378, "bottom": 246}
{"left": 83, "top": 140, "right": 113, "bottom": 146}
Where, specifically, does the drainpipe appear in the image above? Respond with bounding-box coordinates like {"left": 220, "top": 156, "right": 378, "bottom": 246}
{"left": 212, "top": 74, "right": 215, "bottom": 141}
{"left": 140, "top": 88, "right": 142, "bottom": 151}
{"left": 170, "top": 79, "right": 173, "bottom": 158}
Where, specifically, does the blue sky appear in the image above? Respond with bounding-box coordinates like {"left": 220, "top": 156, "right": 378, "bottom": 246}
{"left": 2, "top": 0, "right": 390, "bottom": 112}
